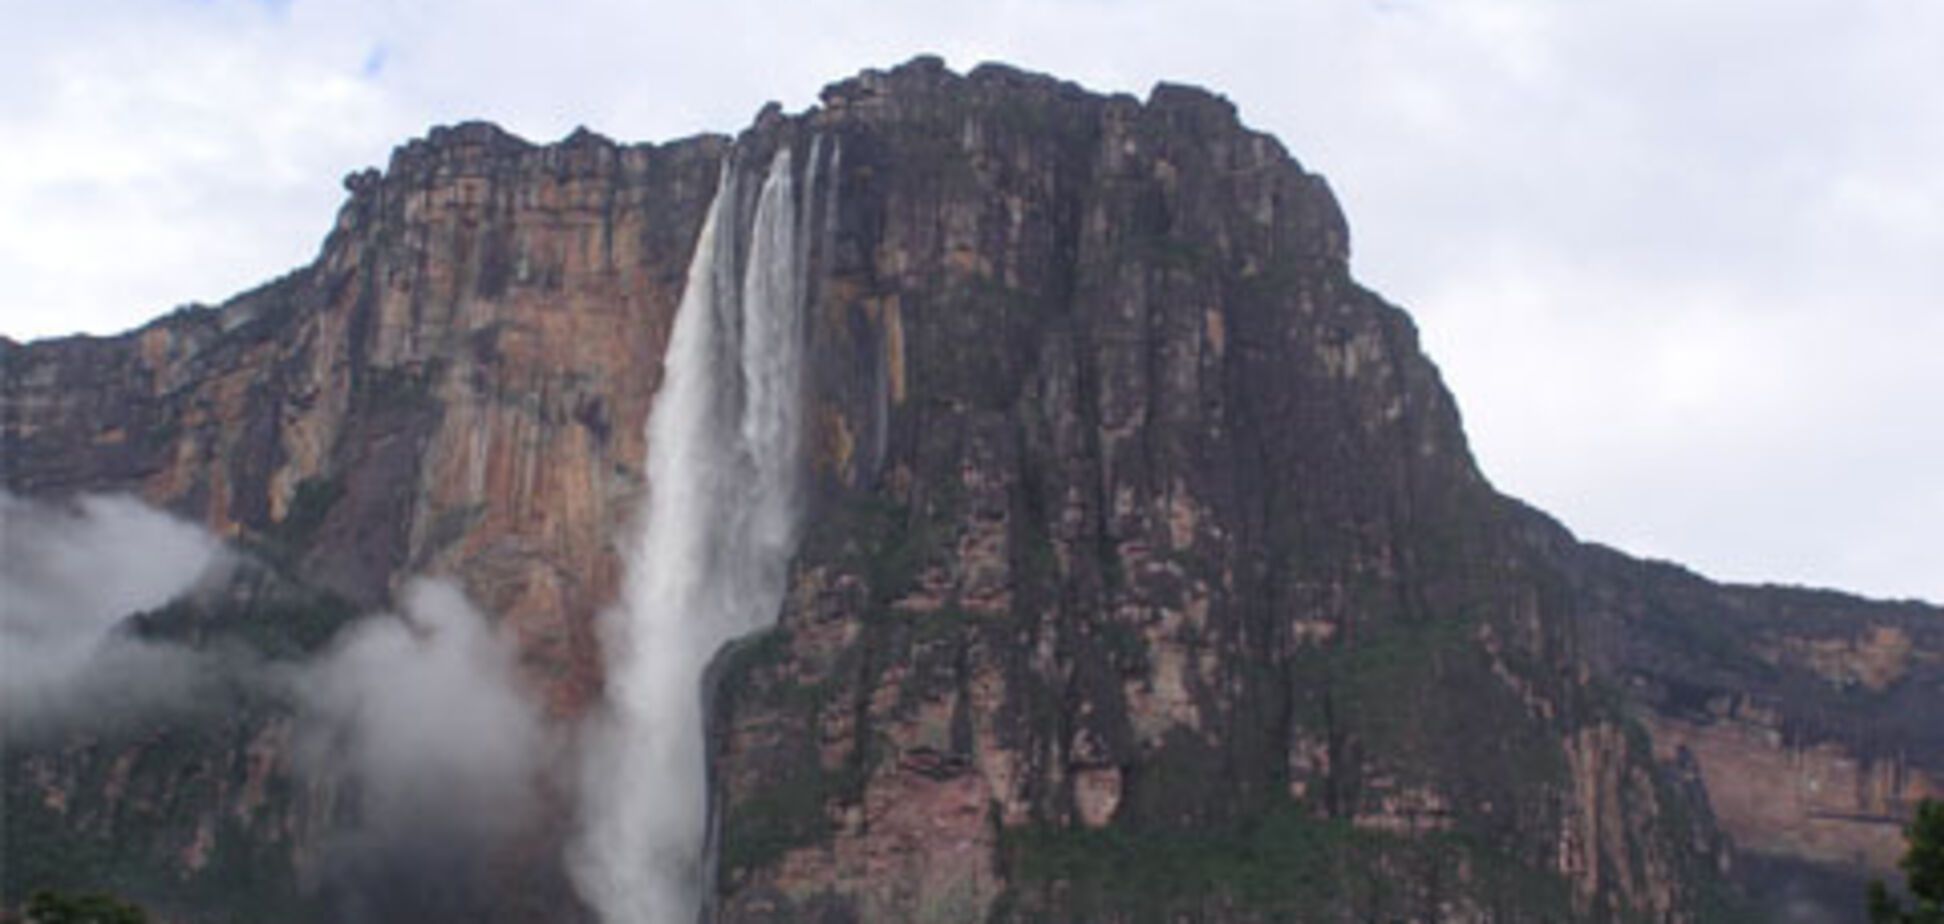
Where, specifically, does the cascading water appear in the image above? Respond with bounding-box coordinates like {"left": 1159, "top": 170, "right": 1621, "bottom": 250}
{"left": 572, "top": 140, "right": 825, "bottom": 924}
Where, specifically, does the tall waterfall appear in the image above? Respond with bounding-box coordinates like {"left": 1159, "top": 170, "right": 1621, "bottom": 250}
{"left": 572, "top": 141, "right": 822, "bottom": 924}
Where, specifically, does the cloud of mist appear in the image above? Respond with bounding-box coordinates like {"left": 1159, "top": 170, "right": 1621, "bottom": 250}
{"left": 292, "top": 577, "right": 545, "bottom": 920}
{"left": 3, "top": 492, "right": 548, "bottom": 918}
{"left": 295, "top": 578, "right": 542, "bottom": 842}
{"left": 0, "top": 491, "right": 229, "bottom": 732}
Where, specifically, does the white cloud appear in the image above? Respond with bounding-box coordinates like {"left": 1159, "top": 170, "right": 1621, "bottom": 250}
{"left": 294, "top": 578, "right": 542, "bottom": 844}
{"left": 0, "top": 490, "right": 546, "bottom": 912}
{"left": 0, "top": 491, "right": 229, "bottom": 731}
{"left": 290, "top": 577, "right": 546, "bottom": 917}
{"left": 0, "top": 0, "right": 1937, "bottom": 601}
{"left": 0, "top": 492, "right": 540, "bottom": 765}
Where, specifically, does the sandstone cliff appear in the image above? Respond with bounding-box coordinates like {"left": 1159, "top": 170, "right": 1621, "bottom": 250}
{"left": 3, "top": 57, "right": 1937, "bottom": 923}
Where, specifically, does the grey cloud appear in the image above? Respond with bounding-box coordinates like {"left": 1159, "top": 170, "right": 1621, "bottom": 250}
{"left": 292, "top": 578, "right": 543, "bottom": 843}
{"left": 0, "top": 491, "right": 230, "bottom": 732}
{"left": 0, "top": 494, "right": 543, "bottom": 797}
{"left": 291, "top": 578, "right": 546, "bottom": 920}
{"left": 2, "top": 491, "right": 548, "bottom": 917}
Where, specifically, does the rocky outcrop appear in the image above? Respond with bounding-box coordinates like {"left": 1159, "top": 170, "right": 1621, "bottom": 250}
{"left": 3, "top": 57, "right": 1937, "bottom": 922}
{"left": 1571, "top": 546, "right": 1944, "bottom": 921}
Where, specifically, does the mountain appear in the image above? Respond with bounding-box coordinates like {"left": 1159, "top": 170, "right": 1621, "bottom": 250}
{"left": 3, "top": 57, "right": 1938, "bottom": 923}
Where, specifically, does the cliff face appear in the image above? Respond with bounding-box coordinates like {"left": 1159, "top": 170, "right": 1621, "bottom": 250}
{"left": 1573, "top": 546, "right": 1944, "bottom": 920}
{"left": 706, "top": 60, "right": 1721, "bottom": 923}
{"left": 2, "top": 57, "right": 1937, "bottom": 923}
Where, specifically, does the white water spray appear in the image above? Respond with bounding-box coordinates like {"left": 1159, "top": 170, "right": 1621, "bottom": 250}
{"left": 572, "top": 142, "right": 823, "bottom": 923}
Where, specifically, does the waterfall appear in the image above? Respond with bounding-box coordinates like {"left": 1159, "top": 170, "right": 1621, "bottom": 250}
{"left": 572, "top": 140, "right": 821, "bottom": 924}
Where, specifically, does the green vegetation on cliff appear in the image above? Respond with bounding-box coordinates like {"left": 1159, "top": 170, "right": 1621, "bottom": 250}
{"left": 1870, "top": 799, "right": 1944, "bottom": 924}
{"left": 1000, "top": 801, "right": 1574, "bottom": 922}
{"left": 16, "top": 889, "right": 149, "bottom": 924}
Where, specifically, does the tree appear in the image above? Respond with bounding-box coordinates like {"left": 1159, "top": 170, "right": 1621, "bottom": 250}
{"left": 1870, "top": 799, "right": 1944, "bottom": 924}
{"left": 20, "top": 889, "right": 147, "bottom": 924}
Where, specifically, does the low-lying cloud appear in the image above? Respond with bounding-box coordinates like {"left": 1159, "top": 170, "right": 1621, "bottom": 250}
{"left": 294, "top": 578, "right": 545, "bottom": 920}
{"left": 0, "top": 491, "right": 230, "bottom": 732}
{"left": 2, "top": 492, "right": 547, "bottom": 917}
{"left": 295, "top": 578, "right": 542, "bottom": 842}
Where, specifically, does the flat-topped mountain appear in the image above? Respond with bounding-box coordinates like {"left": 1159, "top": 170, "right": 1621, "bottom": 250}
{"left": 4, "top": 57, "right": 1937, "bottom": 923}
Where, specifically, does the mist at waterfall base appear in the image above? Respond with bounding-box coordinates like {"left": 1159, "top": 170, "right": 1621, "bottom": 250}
{"left": 571, "top": 140, "right": 827, "bottom": 924}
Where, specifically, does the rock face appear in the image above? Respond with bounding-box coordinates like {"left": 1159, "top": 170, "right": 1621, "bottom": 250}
{"left": 2, "top": 57, "right": 1938, "bottom": 923}
{"left": 1574, "top": 548, "right": 1944, "bottom": 921}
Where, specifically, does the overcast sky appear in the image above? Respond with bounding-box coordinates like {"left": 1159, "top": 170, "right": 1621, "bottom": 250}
{"left": 3, "top": 0, "right": 1938, "bottom": 603}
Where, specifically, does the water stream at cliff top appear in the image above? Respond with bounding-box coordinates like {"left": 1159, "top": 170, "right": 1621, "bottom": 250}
{"left": 572, "top": 140, "right": 822, "bottom": 923}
